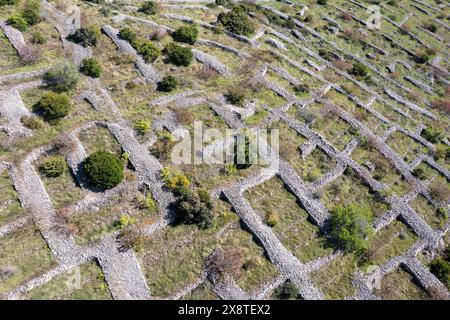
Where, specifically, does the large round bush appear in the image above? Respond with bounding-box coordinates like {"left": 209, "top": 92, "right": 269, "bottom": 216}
{"left": 172, "top": 24, "right": 198, "bottom": 45}
{"left": 217, "top": 7, "right": 255, "bottom": 36}
{"left": 34, "top": 92, "right": 71, "bottom": 122}
{"left": 83, "top": 151, "right": 124, "bottom": 190}
{"left": 164, "top": 43, "right": 193, "bottom": 67}
{"left": 80, "top": 58, "right": 102, "bottom": 78}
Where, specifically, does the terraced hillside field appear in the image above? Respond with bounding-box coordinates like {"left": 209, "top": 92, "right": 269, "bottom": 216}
{"left": 0, "top": 0, "right": 449, "bottom": 301}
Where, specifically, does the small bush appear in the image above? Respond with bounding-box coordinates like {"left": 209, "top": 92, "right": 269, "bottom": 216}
{"left": 416, "top": 49, "right": 435, "bottom": 64}
{"left": 67, "top": 27, "right": 99, "bottom": 47}
{"left": 162, "top": 169, "right": 190, "bottom": 194}
{"left": 429, "top": 182, "right": 450, "bottom": 203}
{"left": 44, "top": 62, "right": 80, "bottom": 92}
{"left": 317, "top": 0, "right": 327, "bottom": 5}
{"left": 116, "top": 214, "right": 136, "bottom": 229}
{"left": 31, "top": 31, "right": 46, "bottom": 44}
{"left": 225, "top": 88, "right": 246, "bottom": 106}
{"left": 20, "top": 115, "right": 44, "bottom": 130}
{"left": 7, "top": 14, "right": 28, "bottom": 31}
{"left": 22, "top": 0, "right": 41, "bottom": 26}
{"left": 0, "top": 0, "right": 19, "bottom": 5}
{"left": 80, "top": 58, "right": 102, "bottom": 78}
{"left": 134, "top": 40, "right": 161, "bottom": 63}
{"left": 350, "top": 62, "right": 370, "bottom": 78}
{"left": 265, "top": 211, "right": 280, "bottom": 227}
{"left": 217, "top": 6, "right": 255, "bottom": 36}
{"left": 293, "top": 84, "right": 310, "bottom": 94}
{"left": 140, "top": 1, "right": 157, "bottom": 15}
{"left": 421, "top": 127, "right": 442, "bottom": 144}
{"left": 118, "top": 27, "right": 137, "bottom": 43}
{"left": 430, "top": 259, "right": 449, "bottom": 289}
{"left": 157, "top": 75, "right": 178, "bottom": 92}
{"left": 164, "top": 43, "right": 193, "bottom": 66}
{"left": 39, "top": 156, "right": 66, "bottom": 178}
{"left": 176, "top": 189, "right": 214, "bottom": 229}
{"left": 215, "top": 0, "right": 230, "bottom": 5}
{"left": 172, "top": 24, "right": 198, "bottom": 45}
{"left": 275, "top": 281, "right": 299, "bottom": 300}
{"left": 133, "top": 119, "right": 151, "bottom": 135}
{"left": 117, "top": 227, "right": 146, "bottom": 252}
{"left": 83, "top": 151, "right": 124, "bottom": 190}
{"left": 34, "top": 92, "right": 71, "bottom": 122}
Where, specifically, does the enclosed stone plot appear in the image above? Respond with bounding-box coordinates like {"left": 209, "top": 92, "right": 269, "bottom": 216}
{"left": 318, "top": 171, "right": 390, "bottom": 219}
{"left": 216, "top": 223, "right": 279, "bottom": 293}
{"left": 35, "top": 158, "right": 84, "bottom": 210}
{"left": 386, "top": 130, "right": 429, "bottom": 163}
{"left": 350, "top": 145, "right": 411, "bottom": 196}
{"left": 244, "top": 176, "right": 333, "bottom": 264}
{"left": 0, "top": 30, "right": 22, "bottom": 72}
{"left": 136, "top": 199, "right": 235, "bottom": 298}
{"left": 0, "top": 223, "right": 55, "bottom": 296}
{"left": 376, "top": 267, "right": 431, "bottom": 300}
{"left": 365, "top": 220, "right": 418, "bottom": 266}
{"left": 66, "top": 186, "right": 159, "bottom": 245}
{"left": 410, "top": 195, "right": 447, "bottom": 230}
{"left": 26, "top": 261, "right": 111, "bottom": 300}
{"left": 306, "top": 102, "right": 357, "bottom": 151}
{"left": 310, "top": 254, "right": 358, "bottom": 300}
{"left": 78, "top": 125, "right": 123, "bottom": 156}
{"left": 271, "top": 120, "right": 337, "bottom": 183}
{"left": 0, "top": 168, "right": 24, "bottom": 227}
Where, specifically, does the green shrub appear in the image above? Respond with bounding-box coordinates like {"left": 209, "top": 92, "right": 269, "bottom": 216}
{"left": 215, "top": 0, "right": 230, "bottom": 5}
{"left": 350, "top": 62, "right": 369, "bottom": 78}
{"left": 176, "top": 189, "right": 214, "bottom": 229}
{"left": 0, "top": 0, "right": 19, "bottom": 5}
{"left": 31, "top": 31, "right": 46, "bottom": 44}
{"left": 317, "top": 0, "right": 328, "bottom": 5}
{"left": 22, "top": 0, "right": 41, "bottom": 26}
{"left": 118, "top": 27, "right": 137, "bottom": 43}
{"left": 265, "top": 211, "right": 280, "bottom": 227}
{"left": 83, "top": 151, "right": 124, "bottom": 190}
{"left": 430, "top": 259, "right": 449, "bottom": 289}
{"left": 67, "top": 27, "right": 99, "bottom": 47}
{"left": 157, "top": 75, "right": 178, "bottom": 92}
{"left": 412, "top": 167, "right": 426, "bottom": 180}
{"left": 329, "top": 204, "right": 374, "bottom": 254}
{"left": 133, "top": 119, "right": 151, "bottom": 135}
{"left": 6, "top": 14, "right": 28, "bottom": 31}
{"left": 20, "top": 115, "right": 45, "bottom": 130}
{"left": 217, "top": 6, "right": 255, "bottom": 36}
{"left": 161, "top": 168, "right": 190, "bottom": 194}
{"left": 293, "top": 84, "right": 310, "bottom": 94}
{"left": 44, "top": 62, "right": 80, "bottom": 92}
{"left": 39, "top": 156, "right": 66, "bottom": 178}
{"left": 80, "top": 58, "right": 102, "bottom": 78}
{"left": 416, "top": 49, "right": 435, "bottom": 64}
{"left": 140, "top": 1, "right": 157, "bottom": 15}
{"left": 135, "top": 40, "right": 161, "bottom": 62}
{"left": 34, "top": 92, "right": 71, "bottom": 122}
{"left": 274, "top": 281, "right": 299, "bottom": 300}
{"left": 172, "top": 24, "right": 198, "bottom": 45}
{"left": 116, "top": 214, "right": 136, "bottom": 229}
{"left": 421, "top": 127, "right": 442, "bottom": 144}
{"left": 164, "top": 43, "right": 193, "bottom": 66}
{"left": 225, "top": 88, "right": 246, "bottom": 106}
